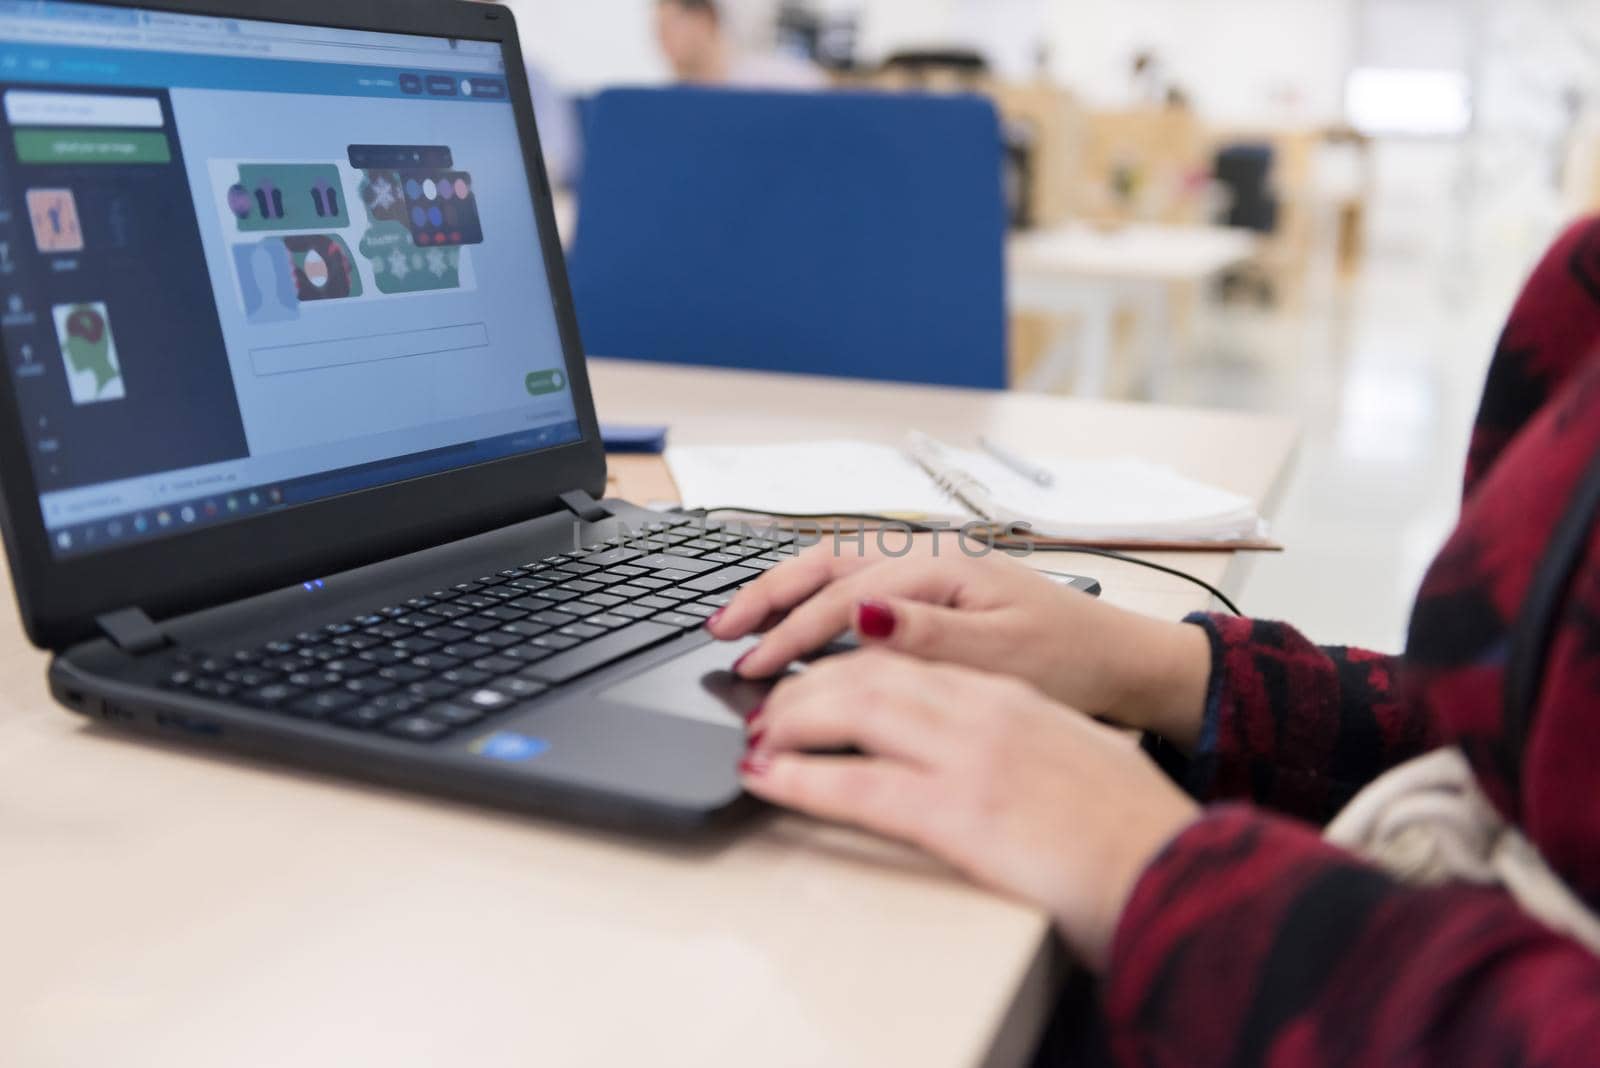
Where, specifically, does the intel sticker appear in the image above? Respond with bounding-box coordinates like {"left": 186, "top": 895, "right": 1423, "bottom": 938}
{"left": 473, "top": 731, "right": 551, "bottom": 763}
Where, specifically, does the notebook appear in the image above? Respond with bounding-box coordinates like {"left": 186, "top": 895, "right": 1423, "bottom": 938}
{"left": 665, "top": 434, "right": 1273, "bottom": 550}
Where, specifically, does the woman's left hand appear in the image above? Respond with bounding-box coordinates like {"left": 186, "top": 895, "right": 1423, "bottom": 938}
{"left": 740, "top": 648, "right": 1201, "bottom": 971}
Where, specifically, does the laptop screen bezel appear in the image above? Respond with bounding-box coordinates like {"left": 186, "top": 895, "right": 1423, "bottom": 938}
{"left": 0, "top": 0, "right": 607, "bottom": 650}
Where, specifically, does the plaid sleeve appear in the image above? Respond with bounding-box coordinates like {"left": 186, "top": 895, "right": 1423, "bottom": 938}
{"left": 1103, "top": 807, "right": 1600, "bottom": 1067}
{"left": 1466, "top": 217, "right": 1600, "bottom": 492}
{"left": 1167, "top": 614, "right": 1442, "bottom": 825}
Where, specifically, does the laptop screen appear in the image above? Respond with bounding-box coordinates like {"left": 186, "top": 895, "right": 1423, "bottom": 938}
{"left": 0, "top": 1, "right": 582, "bottom": 559}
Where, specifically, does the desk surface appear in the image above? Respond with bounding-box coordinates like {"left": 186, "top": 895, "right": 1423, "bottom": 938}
{"left": 1009, "top": 222, "right": 1258, "bottom": 284}
{"left": 0, "top": 360, "right": 1297, "bottom": 1068}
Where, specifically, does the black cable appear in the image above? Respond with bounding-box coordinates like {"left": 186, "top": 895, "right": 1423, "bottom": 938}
{"left": 689, "top": 506, "right": 1245, "bottom": 617}
{"left": 1029, "top": 546, "right": 1245, "bottom": 617}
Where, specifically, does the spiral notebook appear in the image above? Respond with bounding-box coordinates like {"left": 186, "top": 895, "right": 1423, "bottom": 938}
{"left": 665, "top": 433, "right": 1275, "bottom": 551}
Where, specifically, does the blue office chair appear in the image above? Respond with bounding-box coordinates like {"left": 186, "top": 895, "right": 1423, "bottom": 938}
{"left": 568, "top": 88, "right": 1008, "bottom": 389}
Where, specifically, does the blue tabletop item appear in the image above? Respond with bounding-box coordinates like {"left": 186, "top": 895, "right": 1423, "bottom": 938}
{"left": 600, "top": 423, "right": 669, "bottom": 454}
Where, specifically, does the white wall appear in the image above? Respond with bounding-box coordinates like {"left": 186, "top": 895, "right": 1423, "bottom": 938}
{"left": 849, "top": 0, "right": 1356, "bottom": 124}
{"left": 848, "top": 0, "right": 1052, "bottom": 80}
{"left": 499, "top": 0, "right": 1599, "bottom": 137}
{"left": 501, "top": 0, "right": 667, "bottom": 90}
{"left": 504, "top": 0, "right": 1357, "bottom": 125}
{"left": 1044, "top": 0, "right": 1354, "bottom": 124}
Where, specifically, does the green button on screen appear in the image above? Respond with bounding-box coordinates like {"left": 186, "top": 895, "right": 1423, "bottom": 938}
{"left": 526, "top": 369, "right": 566, "bottom": 396}
{"left": 14, "top": 129, "right": 172, "bottom": 165}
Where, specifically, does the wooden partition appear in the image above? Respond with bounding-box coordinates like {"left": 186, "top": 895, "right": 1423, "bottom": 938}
{"left": 1564, "top": 118, "right": 1600, "bottom": 216}
{"left": 1076, "top": 106, "right": 1210, "bottom": 226}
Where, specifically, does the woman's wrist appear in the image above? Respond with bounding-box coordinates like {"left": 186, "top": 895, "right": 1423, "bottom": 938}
{"left": 1060, "top": 771, "right": 1202, "bottom": 971}
{"left": 1097, "top": 612, "right": 1213, "bottom": 751}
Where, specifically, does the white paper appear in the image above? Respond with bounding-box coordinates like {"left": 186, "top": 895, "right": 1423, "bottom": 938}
{"left": 932, "top": 442, "right": 1260, "bottom": 539}
{"left": 666, "top": 437, "right": 1261, "bottom": 540}
{"left": 667, "top": 441, "right": 959, "bottom": 517}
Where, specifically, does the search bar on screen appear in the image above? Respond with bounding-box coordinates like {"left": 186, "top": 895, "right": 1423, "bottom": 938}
{"left": 3, "top": 90, "right": 165, "bottom": 128}
{"left": 250, "top": 322, "right": 491, "bottom": 377}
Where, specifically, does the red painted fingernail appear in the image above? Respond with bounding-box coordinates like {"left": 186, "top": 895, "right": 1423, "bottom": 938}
{"left": 706, "top": 608, "right": 727, "bottom": 630}
{"left": 745, "top": 730, "right": 766, "bottom": 751}
{"left": 857, "top": 600, "right": 897, "bottom": 640}
{"left": 745, "top": 702, "right": 766, "bottom": 726}
{"left": 740, "top": 753, "right": 773, "bottom": 777}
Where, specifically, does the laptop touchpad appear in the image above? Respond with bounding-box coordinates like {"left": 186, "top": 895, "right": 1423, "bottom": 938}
{"left": 600, "top": 638, "right": 770, "bottom": 728}
{"left": 600, "top": 636, "right": 853, "bottom": 728}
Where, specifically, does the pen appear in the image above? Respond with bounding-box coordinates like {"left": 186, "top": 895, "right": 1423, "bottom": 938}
{"left": 978, "top": 437, "right": 1056, "bottom": 488}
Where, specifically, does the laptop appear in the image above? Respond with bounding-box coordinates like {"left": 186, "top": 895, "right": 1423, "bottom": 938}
{"left": 0, "top": 0, "right": 1102, "bottom": 833}
{"left": 0, "top": 0, "right": 804, "bottom": 831}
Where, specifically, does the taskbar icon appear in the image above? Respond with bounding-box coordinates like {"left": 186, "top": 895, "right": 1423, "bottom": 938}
{"left": 50, "top": 485, "right": 288, "bottom": 557}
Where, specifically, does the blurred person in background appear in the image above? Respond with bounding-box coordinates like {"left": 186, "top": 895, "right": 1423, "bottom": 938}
{"left": 655, "top": 0, "right": 826, "bottom": 90}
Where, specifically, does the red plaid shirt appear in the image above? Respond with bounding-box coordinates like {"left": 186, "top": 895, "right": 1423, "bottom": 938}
{"left": 1101, "top": 218, "right": 1600, "bottom": 1066}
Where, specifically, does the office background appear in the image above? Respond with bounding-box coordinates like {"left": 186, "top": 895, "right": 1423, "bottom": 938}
{"left": 7, "top": 6, "right": 1598, "bottom": 1062}
{"left": 509, "top": 0, "right": 1600, "bottom": 653}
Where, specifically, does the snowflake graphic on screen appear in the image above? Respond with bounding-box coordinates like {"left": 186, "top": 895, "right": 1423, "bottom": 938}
{"left": 368, "top": 175, "right": 400, "bottom": 213}
{"left": 358, "top": 170, "right": 408, "bottom": 224}
{"left": 387, "top": 249, "right": 411, "bottom": 279}
{"left": 425, "top": 248, "right": 449, "bottom": 277}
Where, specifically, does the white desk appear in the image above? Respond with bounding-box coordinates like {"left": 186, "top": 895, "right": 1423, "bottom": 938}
{"left": 0, "top": 361, "right": 1297, "bottom": 1068}
{"left": 1009, "top": 223, "right": 1259, "bottom": 396}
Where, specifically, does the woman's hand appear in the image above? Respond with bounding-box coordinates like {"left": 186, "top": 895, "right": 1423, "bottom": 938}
{"left": 709, "top": 539, "right": 1214, "bottom": 749}
{"left": 740, "top": 649, "right": 1201, "bottom": 970}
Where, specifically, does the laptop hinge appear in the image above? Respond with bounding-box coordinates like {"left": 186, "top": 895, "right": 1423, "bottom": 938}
{"left": 558, "top": 489, "right": 612, "bottom": 523}
{"left": 96, "top": 607, "right": 170, "bottom": 656}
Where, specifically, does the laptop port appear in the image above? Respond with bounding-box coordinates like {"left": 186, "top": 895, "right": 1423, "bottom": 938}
{"left": 154, "top": 712, "right": 223, "bottom": 737}
{"left": 101, "top": 702, "right": 137, "bottom": 722}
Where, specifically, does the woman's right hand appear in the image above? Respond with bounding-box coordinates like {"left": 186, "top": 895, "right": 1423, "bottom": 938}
{"left": 707, "top": 539, "right": 1215, "bottom": 750}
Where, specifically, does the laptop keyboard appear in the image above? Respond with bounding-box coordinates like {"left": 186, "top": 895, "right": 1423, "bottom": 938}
{"left": 161, "top": 518, "right": 795, "bottom": 743}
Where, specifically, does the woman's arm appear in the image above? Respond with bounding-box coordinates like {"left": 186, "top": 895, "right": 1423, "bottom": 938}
{"left": 737, "top": 625, "right": 1600, "bottom": 1068}
{"left": 1105, "top": 806, "right": 1600, "bottom": 1067}
{"left": 1163, "top": 614, "right": 1442, "bottom": 825}
{"left": 712, "top": 544, "right": 1441, "bottom": 823}
{"left": 737, "top": 644, "right": 1600, "bottom": 1067}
